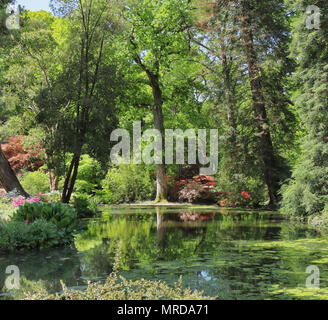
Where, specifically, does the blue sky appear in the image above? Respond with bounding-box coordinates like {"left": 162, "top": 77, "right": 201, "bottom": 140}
{"left": 16, "top": 0, "right": 50, "bottom": 12}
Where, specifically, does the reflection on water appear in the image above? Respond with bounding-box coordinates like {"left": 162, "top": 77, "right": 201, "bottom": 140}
{"left": 1, "top": 207, "right": 328, "bottom": 300}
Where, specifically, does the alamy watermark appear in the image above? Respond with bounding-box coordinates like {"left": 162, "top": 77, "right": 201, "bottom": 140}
{"left": 306, "top": 5, "right": 321, "bottom": 30}
{"left": 306, "top": 265, "right": 320, "bottom": 289}
{"left": 110, "top": 122, "right": 218, "bottom": 175}
{"left": 4, "top": 265, "right": 20, "bottom": 290}
{"left": 5, "top": 3, "right": 20, "bottom": 30}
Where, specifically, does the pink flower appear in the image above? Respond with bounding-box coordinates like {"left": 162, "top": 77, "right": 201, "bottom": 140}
{"left": 11, "top": 195, "right": 42, "bottom": 208}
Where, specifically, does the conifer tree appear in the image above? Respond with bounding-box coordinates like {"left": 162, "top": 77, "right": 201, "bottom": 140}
{"left": 281, "top": 0, "right": 328, "bottom": 217}
{"left": 195, "top": 0, "right": 295, "bottom": 205}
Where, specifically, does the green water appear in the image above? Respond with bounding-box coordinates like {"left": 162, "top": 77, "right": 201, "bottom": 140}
{"left": 2, "top": 206, "right": 328, "bottom": 300}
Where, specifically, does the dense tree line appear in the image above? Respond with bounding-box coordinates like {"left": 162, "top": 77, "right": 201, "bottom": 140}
{"left": 0, "top": 0, "right": 326, "bottom": 217}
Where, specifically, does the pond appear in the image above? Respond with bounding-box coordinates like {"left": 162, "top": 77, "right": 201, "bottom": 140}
{"left": 1, "top": 206, "right": 328, "bottom": 300}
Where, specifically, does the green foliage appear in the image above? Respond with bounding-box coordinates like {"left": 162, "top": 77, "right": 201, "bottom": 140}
{"left": 216, "top": 170, "right": 266, "bottom": 207}
{"left": 42, "top": 191, "right": 62, "bottom": 203}
{"left": 37, "top": 274, "right": 211, "bottom": 300}
{"left": 308, "top": 205, "right": 328, "bottom": 230}
{"left": 12, "top": 202, "right": 79, "bottom": 234}
{"left": 0, "top": 219, "right": 70, "bottom": 250}
{"left": 100, "top": 164, "right": 156, "bottom": 204}
{"left": 20, "top": 170, "right": 50, "bottom": 195}
{"left": 0, "top": 0, "right": 326, "bottom": 213}
{"left": 0, "top": 201, "right": 14, "bottom": 221}
{"left": 72, "top": 155, "right": 102, "bottom": 195}
{"left": 280, "top": 0, "right": 328, "bottom": 218}
{"left": 72, "top": 194, "right": 100, "bottom": 218}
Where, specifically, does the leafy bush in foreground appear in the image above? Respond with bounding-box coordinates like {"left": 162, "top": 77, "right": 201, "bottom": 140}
{"left": 21, "top": 259, "right": 214, "bottom": 300}
{"left": 23, "top": 274, "right": 214, "bottom": 300}
{"left": 12, "top": 202, "right": 79, "bottom": 234}
{"left": 0, "top": 220, "right": 71, "bottom": 250}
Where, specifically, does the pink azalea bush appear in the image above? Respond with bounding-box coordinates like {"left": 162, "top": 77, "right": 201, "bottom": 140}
{"left": 11, "top": 196, "right": 41, "bottom": 208}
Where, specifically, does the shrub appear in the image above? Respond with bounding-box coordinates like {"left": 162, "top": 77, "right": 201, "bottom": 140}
{"left": 24, "top": 274, "right": 213, "bottom": 300}
{"left": 279, "top": 162, "right": 327, "bottom": 218}
{"left": 0, "top": 219, "right": 70, "bottom": 250}
{"left": 12, "top": 202, "right": 79, "bottom": 234}
{"left": 0, "top": 202, "right": 15, "bottom": 221}
{"left": 216, "top": 173, "right": 265, "bottom": 207}
{"left": 0, "top": 188, "right": 11, "bottom": 205}
{"left": 20, "top": 170, "right": 50, "bottom": 195}
{"left": 219, "top": 191, "right": 254, "bottom": 208}
{"left": 100, "top": 164, "right": 156, "bottom": 204}
{"left": 68, "top": 154, "right": 102, "bottom": 195}
{"left": 72, "top": 194, "right": 100, "bottom": 218}
{"left": 42, "top": 191, "right": 62, "bottom": 203}
{"left": 178, "top": 181, "right": 204, "bottom": 203}
{"left": 175, "top": 176, "right": 218, "bottom": 203}
{"left": 308, "top": 205, "right": 328, "bottom": 230}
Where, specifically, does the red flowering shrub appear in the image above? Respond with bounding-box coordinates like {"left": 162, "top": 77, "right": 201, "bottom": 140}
{"left": 1, "top": 136, "right": 44, "bottom": 173}
{"left": 241, "top": 191, "right": 252, "bottom": 201}
{"left": 219, "top": 198, "right": 236, "bottom": 207}
{"left": 219, "top": 191, "right": 253, "bottom": 207}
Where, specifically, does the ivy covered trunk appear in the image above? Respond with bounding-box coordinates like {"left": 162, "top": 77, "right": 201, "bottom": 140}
{"left": 240, "top": 1, "right": 281, "bottom": 204}
{"left": 0, "top": 145, "right": 29, "bottom": 197}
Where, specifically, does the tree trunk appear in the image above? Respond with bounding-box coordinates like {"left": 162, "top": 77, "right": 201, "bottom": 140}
{"left": 61, "top": 152, "right": 81, "bottom": 203}
{"left": 133, "top": 51, "right": 168, "bottom": 203}
{"left": 0, "top": 145, "right": 29, "bottom": 197}
{"left": 48, "top": 171, "right": 59, "bottom": 192}
{"left": 239, "top": 2, "right": 280, "bottom": 204}
{"left": 222, "top": 50, "right": 237, "bottom": 146}
{"left": 150, "top": 74, "right": 168, "bottom": 203}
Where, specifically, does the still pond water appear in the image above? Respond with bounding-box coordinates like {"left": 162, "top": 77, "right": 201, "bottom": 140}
{"left": 2, "top": 206, "right": 328, "bottom": 300}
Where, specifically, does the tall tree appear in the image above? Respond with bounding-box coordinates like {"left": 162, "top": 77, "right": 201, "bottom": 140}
{"left": 192, "top": 3, "right": 254, "bottom": 200}
{"left": 44, "top": 0, "right": 122, "bottom": 203}
{"left": 0, "top": 0, "right": 29, "bottom": 196}
{"left": 281, "top": 0, "right": 328, "bottom": 217}
{"left": 119, "top": 0, "right": 193, "bottom": 202}
{"left": 2, "top": 10, "right": 60, "bottom": 192}
{"left": 238, "top": 0, "right": 282, "bottom": 204}
{"left": 195, "top": 0, "right": 295, "bottom": 205}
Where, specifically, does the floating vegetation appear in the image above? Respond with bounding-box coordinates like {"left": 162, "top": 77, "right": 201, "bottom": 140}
{"left": 2, "top": 207, "right": 328, "bottom": 300}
